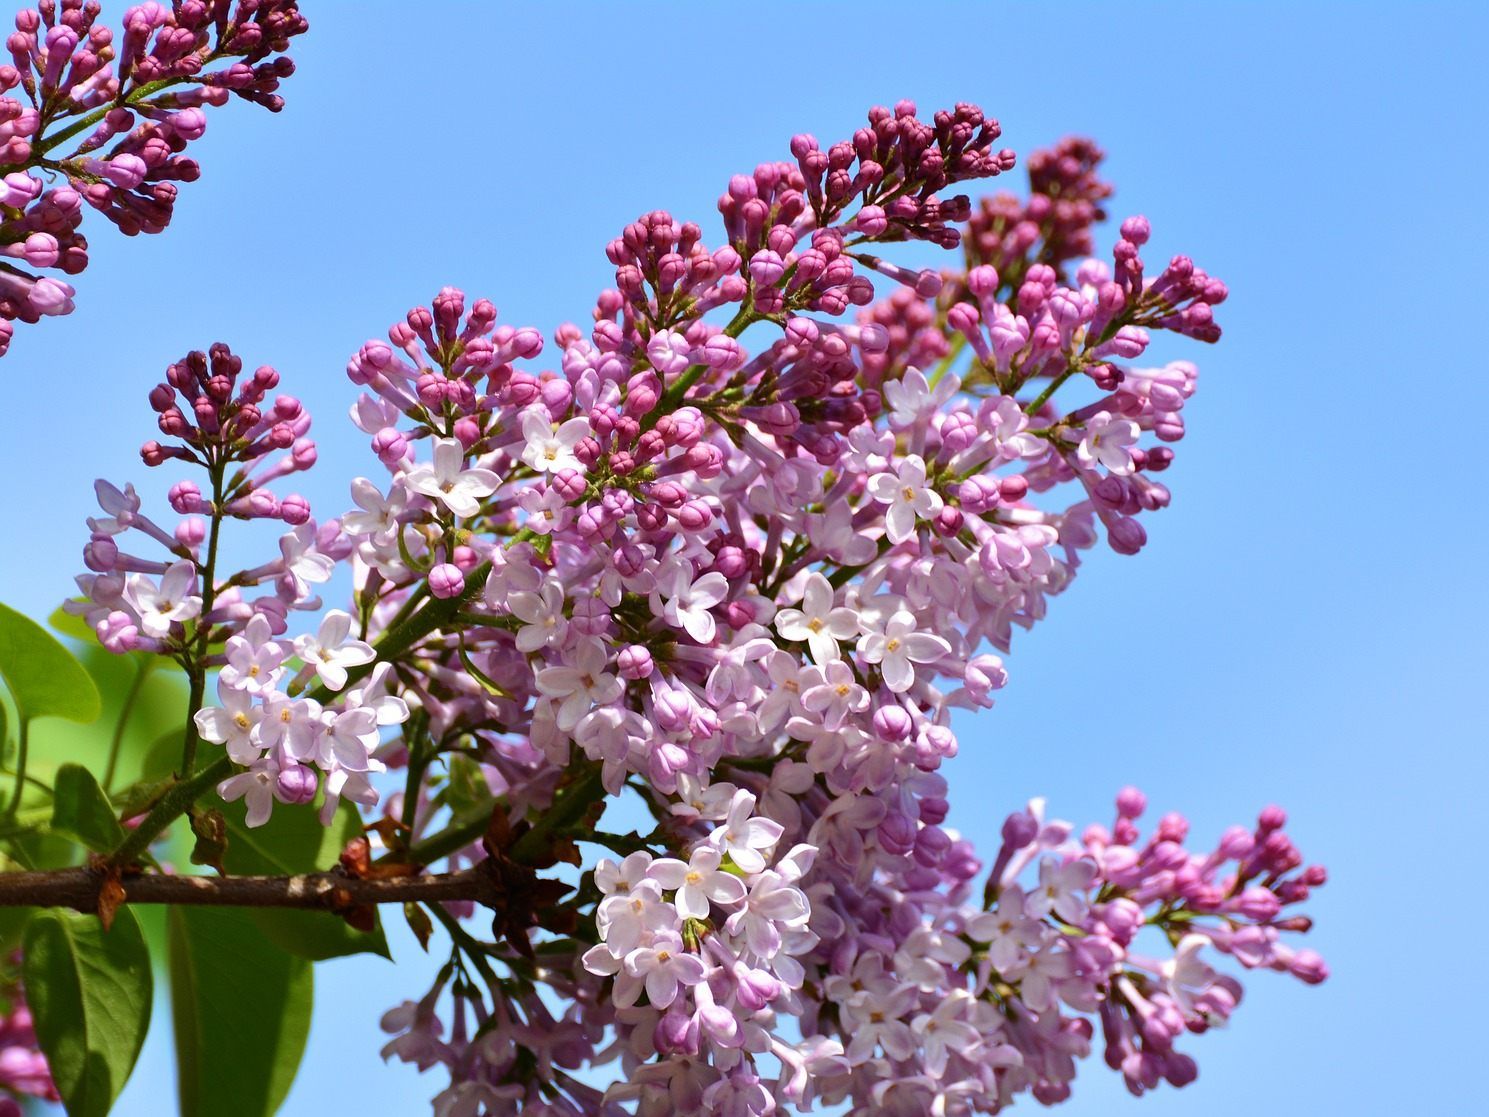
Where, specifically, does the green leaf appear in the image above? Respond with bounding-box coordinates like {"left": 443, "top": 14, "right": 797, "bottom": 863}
{"left": 22, "top": 907, "right": 153, "bottom": 1117}
{"left": 220, "top": 796, "right": 390, "bottom": 961}
{"left": 168, "top": 906, "right": 312, "bottom": 1117}
{"left": 0, "top": 602, "right": 101, "bottom": 724}
{"left": 46, "top": 606, "right": 97, "bottom": 644}
{"left": 444, "top": 753, "right": 495, "bottom": 817}
{"left": 0, "top": 904, "right": 33, "bottom": 951}
{"left": 51, "top": 764, "right": 125, "bottom": 853}
{"left": 27, "top": 652, "right": 187, "bottom": 794}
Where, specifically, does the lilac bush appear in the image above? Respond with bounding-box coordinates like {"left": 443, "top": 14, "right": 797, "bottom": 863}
{"left": 0, "top": 10, "right": 1326, "bottom": 1115}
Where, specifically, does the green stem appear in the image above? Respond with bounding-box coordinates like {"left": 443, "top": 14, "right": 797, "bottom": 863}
{"left": 36, "top": 77, "right": 182, "bottom": 157}
{"left": 425, "top": 900, "right": 501, "bottom": 987}
{"left": 109, "top": 755, "right": 233, "bottom": 867}
{"left": 181, "top": 463, "right": 226, "bottom": 777}
{"left": 1023, "top": 366, "right": 1079, "bottom": 416}
{"left": 402, "top": 810, "right": 491, "bottom": 868}
{"left": 103, "top": 661, "right": 151, "bottom": 793}
{"left": 511, "top": 765, "right": 605, "bottom": 864}
{"left": 5, "top": 719, "right": 30, "bottom": 821}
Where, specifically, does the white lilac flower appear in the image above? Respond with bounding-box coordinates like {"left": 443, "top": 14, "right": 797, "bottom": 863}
{"left": 218, "top": 613, "right": 286, "bottom": 695}
{"left": 124, "top": 560, "right": 201, "bottom": 638}
{"left": 774, "top": 573, "right": 859, "bottom": 665}
{"left": 1075, "top": 410, "right": 1141, "bottom": 474}
{"left": 867, "top": 454, "right": 943, "bottom": 544}
{"left": 654, "top": 560, "right": 729, "bottom": 644}
{"left": 533, "top": 637, "right": 623, "bottom": 731}
{"left": 342, "top": 476, "right": 406, "bottom": 540}
{"left": 650, "top": 846, "right": 747, "bottom": 919}
{"left": 857, "top": 609, "right": 951, "bottom": 693}
{"left": 403, "top": 437, "right": 500, "bottom": 517}
{"left": 508, "top": 578, "right": 569, "bottom": 653}
{"left": 193, "top": 681, "right": 261, "bottom": 764}
{"left": 708, "top": 790, "right": 784, "bottom": 875}
{"left": 294, "top": 609, "right": 375, "bottom": 691}
{"left": 519, "top": 408, "right": 590, "bottom": 475}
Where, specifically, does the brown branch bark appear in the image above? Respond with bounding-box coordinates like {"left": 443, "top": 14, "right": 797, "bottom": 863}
{"left": 0, "top": 864, "right": 501, "bottom": 916}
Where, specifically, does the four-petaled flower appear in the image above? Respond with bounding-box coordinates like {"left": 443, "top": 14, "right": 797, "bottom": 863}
{"left": 620, "top": 930, "right": 707, "bottom": 1009}
{"left": 708, "top": 791, "right": 784, "bottom": 875}
{"left": 508, "top": 579, "right": 569, "bottom": 653}
{"left": 534, "top": 637, "right": 623, "bottom": 731}
{"left": 654, "top": 560, "right": 729, "bottom": 644}
{"left": 294, "top": 610, "right": 376, "bottom": 691}
{"left": 1075, "top": 411, "right": 1141, "bottom": 475}
{"left": 403, "top": 438, "right": 500, "bottom": 517}
{"left": 650, "top": 846, "right": 748, "bottom": 919}
{"left": 774, "top": 573, "right": 859, "bottom": 665}
{"left": 857, "top": 610, "right": 951, "bottom": 693}
{"left": 867, "top": 454, "right": 943, "bottom": 544}
{"left": 520, "top": 408, "right": 590, "bottom": 475}
{"left": 124, "top": 560, "right": 201, "bottom": 638}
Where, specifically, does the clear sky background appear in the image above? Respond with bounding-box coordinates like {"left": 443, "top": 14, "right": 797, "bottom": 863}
{"left": 3, "top": 2, "right": 1485, "bottom": 1114}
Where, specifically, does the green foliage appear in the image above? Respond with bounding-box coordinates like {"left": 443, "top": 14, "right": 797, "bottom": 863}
{"left": 219, "top": 794, "right": 390, "bottom": 961}
{"left": 444, "top": 752, "right": 496, "bottom": 817}
{"left": 28, "top": 645, "right": 186, "bottom": 793}
{"left": 0, "top": 602, "right": 101, "bottom": 725}
{"left": 22, "top": 908, "right": 153, "bottom": 1117}
{"left": 50, "top": 764, "right": 126, "bottom": 853}
{"left": 167, "top": 906, "right": 313, "bottom": 1117}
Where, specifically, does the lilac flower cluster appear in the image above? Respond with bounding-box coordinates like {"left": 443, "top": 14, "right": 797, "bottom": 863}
{"left": 79, "top": 100, "right": 1326, "bottom": 1114}
{"left": 69, "top": 341, "right": 410, "bottom": 817}
{"left": 0, "top": 0, "right": 307, "bottom": 355}
{"left": 383, "top": 792, "right": 1324, "bottom": 1114}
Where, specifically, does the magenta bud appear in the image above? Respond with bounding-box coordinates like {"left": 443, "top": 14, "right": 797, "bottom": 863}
{"left": 617, "top": 644, "right": 653, "bottom": 680}
{"left": 877, "top": 811, "right": 916, "bottom": 855}
{"left": 675, "top": 500, "right": 713, "bottom": 532}
{"left": 175, "top": 517, "right": 206, "bottom": 547}
{"left": 933, "top": 505, "right": 963, "bottom": 536}
{"left": 551, "top": 468, "right": 587, "bottom": 502}
{"left": 1289, "top": 949, "right": 1329, "bottom": 985}
{"left": 98, "top": 611, "right": 141, "bottom": 654}
{"left": 1258, "top": 804, "right": 1287, "bottom": 832}
{"left": 371, "top": 427, "right": 408, "bottom": 466}
{"left": 540, "top": 378, "right": 573, "bottom": 415}
{"left": 276, "top": 764, "right": 318, "bottom": 806}
{"left": 1119, "top": 215, "right": 1151, "bottom": 245}
{"left": 720, "top": 601, "right": 754, "bottom": 629}
{"left": 168, "top": 480, "right": 204, "bottom": 514}
{"left": 873, "top": 704, "right": 913, "bottom": 742}
{"left": 279, "top": 494, "right": 311, "bottom": 525}
{"left": 453, "top": 417, "right": 481, "bottom": 448}
{"left": 635, "top": 502, "right": 667, "bottom": 532}
{"left": 429, "top": 563, "right": 465, "bottom": 599}
{"left": 1116, "top": 786, "right": 1147, "bottom": 819}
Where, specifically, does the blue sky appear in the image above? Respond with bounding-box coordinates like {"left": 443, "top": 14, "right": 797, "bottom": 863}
{"left": 4, "top": 2, "right": 1485, "bottom": 1114}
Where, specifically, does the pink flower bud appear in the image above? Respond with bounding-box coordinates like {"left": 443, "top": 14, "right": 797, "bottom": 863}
{"left": 276, "top": 764, "right": 318, "bottom": 805}
{"left": 279, "top": 494, "right": 311, "bottom": 525}
{"left": 617, "top": 644, "right": 653, "bottom": 680}
{"left": 429, "top": 563, "right": 465, "bottom": 599}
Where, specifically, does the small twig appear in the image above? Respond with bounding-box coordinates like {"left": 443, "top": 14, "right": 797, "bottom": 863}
{"left": 0, "top": 863, "right": 506, "bottom": 916}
